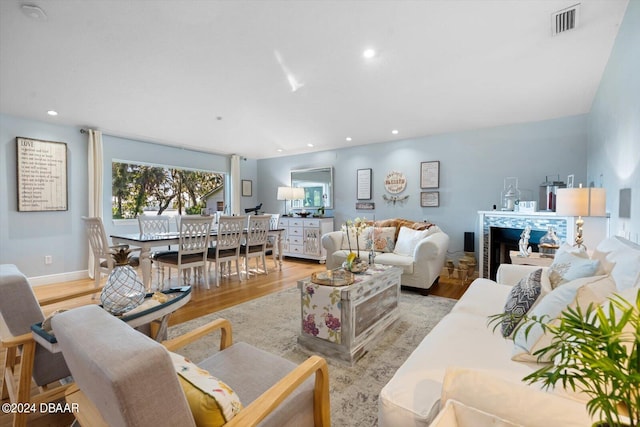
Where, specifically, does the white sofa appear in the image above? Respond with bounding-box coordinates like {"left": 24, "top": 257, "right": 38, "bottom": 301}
{"left": 378, "top": 236, "right": 640, "bottom": 426}
{"left": 321, "top": 218, "right": 450, "bottom": 294}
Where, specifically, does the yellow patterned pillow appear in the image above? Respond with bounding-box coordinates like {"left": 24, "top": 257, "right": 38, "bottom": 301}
{"left": 169, "top": 352, "right": 243, "bottom": 427}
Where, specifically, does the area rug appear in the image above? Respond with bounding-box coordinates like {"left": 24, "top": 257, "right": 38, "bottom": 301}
{"left": 168, "top": 287, "right": 456, "bottom": 426}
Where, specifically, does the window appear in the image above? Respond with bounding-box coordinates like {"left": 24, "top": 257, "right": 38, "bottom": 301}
{"left": 112, "top": 161, "right": 224, "bottom": 219}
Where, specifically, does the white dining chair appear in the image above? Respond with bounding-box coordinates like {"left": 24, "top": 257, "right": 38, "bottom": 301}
{"left": 138, "top": 214, "right": 172, "bottom": 286}
{"left": 83, "top": 217, "right": 139, "bottom": 292}
{"left": 242, "top": 215, "right": 271, "bottom": 277}
{"left": 265, "top": 213, "right": 281, "bottom": 268}
{"left": 155, "top": 216, "right": 213, "bottom": 289}
{"left": 207, "top": 216, "right": 245, "bottom": 287}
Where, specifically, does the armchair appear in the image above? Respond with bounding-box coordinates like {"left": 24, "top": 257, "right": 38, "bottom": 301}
{"left": 0, "top": 264, "right": 74, "bottom": 427}
{"left": 52, "top": 305, "right": 330, "bottom": 427}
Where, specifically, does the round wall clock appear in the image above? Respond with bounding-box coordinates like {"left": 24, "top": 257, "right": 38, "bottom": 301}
{"left": 384, "top": 171, "right": 407, "bottom": 194}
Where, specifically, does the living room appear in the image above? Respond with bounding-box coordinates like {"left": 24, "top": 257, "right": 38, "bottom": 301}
{"left": 1, "top": 1, "right": 639, "bottom": 426}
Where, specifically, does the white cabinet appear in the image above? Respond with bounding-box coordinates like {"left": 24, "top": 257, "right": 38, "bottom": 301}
{"left": 278, "top": 217, "right": 334, "bottom": 263}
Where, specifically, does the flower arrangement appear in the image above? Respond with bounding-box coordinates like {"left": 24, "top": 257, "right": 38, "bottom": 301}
{"left": 341, "top": 217, "right": 371, "bottom": 272}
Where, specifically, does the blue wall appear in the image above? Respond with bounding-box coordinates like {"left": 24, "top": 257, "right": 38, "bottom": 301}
{"left": 0, "top": 115, "right": 246, "bottom": 280}
{"left": 1, "top": 115, "right": 88, "bottom": 278}
{"left": 588, "top": 0, "right": 640, "bottom": 243}
{"left": 258, "top": 115, "right": 590, "bottom": 259}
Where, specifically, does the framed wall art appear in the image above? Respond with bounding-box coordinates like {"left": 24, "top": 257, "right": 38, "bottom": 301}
{"left": 357, "top": 168, "right": 372, "bottom": 200}
{"left": 421, "top": 191, "right": 440, "bottom": 207}
{"left": 420, "top": 161, "right": 440, "bottom": 189}
{"left": 242, "top": 179, "right": 252, "bottom": 197}
{"left": 16, "top": 137, "right": 68, "bottom": 212}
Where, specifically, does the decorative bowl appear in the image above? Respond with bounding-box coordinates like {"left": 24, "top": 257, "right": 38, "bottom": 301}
{"left": 298, "top": 212, "right": 311, "bottom": 218}
{"left": 342, "top": 259, "right": 369, "bottom": 274}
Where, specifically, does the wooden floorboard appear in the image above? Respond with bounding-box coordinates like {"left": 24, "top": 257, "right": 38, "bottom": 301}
{"left": 2, "top": 258, "right": 472, "bottom": 426}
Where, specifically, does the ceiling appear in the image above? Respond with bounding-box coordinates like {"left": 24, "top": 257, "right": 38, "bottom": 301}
{"left": 0, "top": 0, "right": 629, "bottom": 159}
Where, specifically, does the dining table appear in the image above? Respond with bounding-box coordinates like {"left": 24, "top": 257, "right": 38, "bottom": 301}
{"left": 111, "top": 228, "right": 284, "bottom": 290}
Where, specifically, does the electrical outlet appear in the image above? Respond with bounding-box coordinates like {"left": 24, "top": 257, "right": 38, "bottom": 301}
{"left": 45, "top": 255, "right": 52, "bottom": 265}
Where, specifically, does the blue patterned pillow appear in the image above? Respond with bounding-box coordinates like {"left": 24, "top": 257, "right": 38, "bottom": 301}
{"left": 501, "top": 269, "right": 543, "bottom": 337}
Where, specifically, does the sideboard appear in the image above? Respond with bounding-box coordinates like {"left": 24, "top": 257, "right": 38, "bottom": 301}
{"left": 278, "top": 217, "right": 334, "bottom": 263}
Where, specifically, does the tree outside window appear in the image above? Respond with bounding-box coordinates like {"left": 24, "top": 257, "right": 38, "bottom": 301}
{"left": 112, "top": 162, "right": 224, "bottom": 219}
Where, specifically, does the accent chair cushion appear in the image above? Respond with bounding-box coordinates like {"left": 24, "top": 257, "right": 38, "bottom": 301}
{"left": 169, "top": 352, "right": 243, "bottom": 427}
{"left": 500, "top": 269, "right": 543, "bottom": 337}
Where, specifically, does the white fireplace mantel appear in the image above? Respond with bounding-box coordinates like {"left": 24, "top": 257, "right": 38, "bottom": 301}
{"left": 478, "top": 211, "right": 609, "bottom": 279}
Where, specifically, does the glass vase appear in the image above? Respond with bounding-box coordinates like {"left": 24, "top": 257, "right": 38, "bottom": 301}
{"left": 101, "top": 264, "right": 146, "bottom": 315}
{"left": 539, "top": 226, "right": 561, "bottom": 258}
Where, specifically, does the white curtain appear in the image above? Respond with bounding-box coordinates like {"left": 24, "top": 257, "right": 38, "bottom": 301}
{"left": 87, "top": 129, "right": 103, "bottom": 278}
{"left": 230, "top": 154, "right": 241, "bottom": 215}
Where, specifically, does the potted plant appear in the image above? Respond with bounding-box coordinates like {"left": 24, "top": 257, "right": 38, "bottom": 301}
{"left": 491, "top": 291, "right": 639, "bottom": 426}
{"left": 340, "top": 217, "right": 370, "bottom": 272}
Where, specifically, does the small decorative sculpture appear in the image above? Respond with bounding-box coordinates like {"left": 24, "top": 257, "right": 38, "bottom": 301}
{"left": 518, "top": 226, "right": 532, "bottom": 257}
{"left": 244, "top": 203, "right": 263, "bottom": 215}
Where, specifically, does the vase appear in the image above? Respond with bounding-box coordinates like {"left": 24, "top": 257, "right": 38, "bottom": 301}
{"left": 101, "top": 264, "right": 146, "bottom": 315}
{"left": 539, "top": 226, "right": 561, "bottom": 257}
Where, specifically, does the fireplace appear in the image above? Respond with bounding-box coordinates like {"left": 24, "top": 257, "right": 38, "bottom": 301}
{"left": 478, "top": 211, "right": 573, "bottom": 280}
{"left": 488, "top": 227, "right": 546, "bottom": 280}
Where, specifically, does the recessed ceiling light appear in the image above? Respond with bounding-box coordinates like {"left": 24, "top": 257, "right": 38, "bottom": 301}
{"left": 363, "top": 48, "right": 376, "bottom": 59}
{"left": 47, "top": 110, "right": 58, "bottom": 116}
{"left": 277, "top": 148, "right": 283, "bottom": 152}
{"left": 346, "top": 137, "right": 352, "bottom": 142}
{"left": 307, "top": 143, "right": 314, "bottom": 147}
{"left": 391, "top": 129, "right": 399, "bottom": 135}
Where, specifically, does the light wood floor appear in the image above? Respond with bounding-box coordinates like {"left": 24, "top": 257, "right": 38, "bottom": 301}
{"left": 1, "top": 258, "right": 472, "bottom": 426}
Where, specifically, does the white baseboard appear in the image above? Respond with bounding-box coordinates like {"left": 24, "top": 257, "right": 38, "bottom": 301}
{"left": 29, "top": 270, "right": 90, "bottom": 287}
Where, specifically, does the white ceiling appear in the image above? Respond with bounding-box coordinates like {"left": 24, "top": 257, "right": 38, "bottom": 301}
{"left": 0, "top": 0, "right": 629, "bottom": 159}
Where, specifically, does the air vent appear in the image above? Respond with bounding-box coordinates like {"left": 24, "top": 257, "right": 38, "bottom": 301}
{"left": 552, "top": 3, "right": 580, "bottom": 35}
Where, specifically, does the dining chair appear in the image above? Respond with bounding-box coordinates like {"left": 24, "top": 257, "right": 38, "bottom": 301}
{"left": 0, "top": 264, "right": 74, "bottom": 427}
{"left": 138, "top": 214, "right": 172, "bottom": 286}
{"left": 155, "top": 216, "right": 213, "bottom": 289}
{"left": 83, "top": 216, "right": 139, "bottom": 292}
{"left": 265, "top": 213, "right": 281, "bottom": 268}
{"left": 53, "top": 304, "right": 330, "bottom": 427}
{"left": 207, "top": 216, "right": 245, "bottom": 287}
{"left": 242, "top": 215, "right": 271, "bottom": 277}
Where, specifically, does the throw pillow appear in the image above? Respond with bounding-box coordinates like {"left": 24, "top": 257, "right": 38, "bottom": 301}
{"left": 340, "top": 226, "right": 370, "bottom": 254}
{"left": 511, "top": 275, "right": 615, "bottom": 363}
{"left": 169, "top": 352, "right": 243, "bottom": 427}
{"left": 609, "top": 252, "right": 640, "bottom": 291}
{"left": 393, "top": 226, "right": 430, "bottom": 256}
{"left": 365, "top": 226, "right": 396, "bottom": 253}
{"left": 548, "top": 244, "right": 601, "bottom": 289}
{"left": 500, "top": 269, "right": 543, "bottom": 337}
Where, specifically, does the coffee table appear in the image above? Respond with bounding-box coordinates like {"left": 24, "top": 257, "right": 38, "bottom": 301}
{"left": 297, "top": 264, "right": 402, "bottom": 364}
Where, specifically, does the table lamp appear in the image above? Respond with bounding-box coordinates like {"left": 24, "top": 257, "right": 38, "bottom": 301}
{"left": 556, "top": 185, "right": 606, "bottom": 249}
{"left": 277, "top": 186, "right": 294, "bottom": 216}
{"left": 291, "top": 187, "right": 305, "bottom": 208}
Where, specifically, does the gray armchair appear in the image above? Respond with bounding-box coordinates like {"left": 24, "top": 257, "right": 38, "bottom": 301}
{"left": 52, "top": 305, "right": 330, "bottom": 427}
{"left": 0, "top": 264, "right": 72, "bottom": 427}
